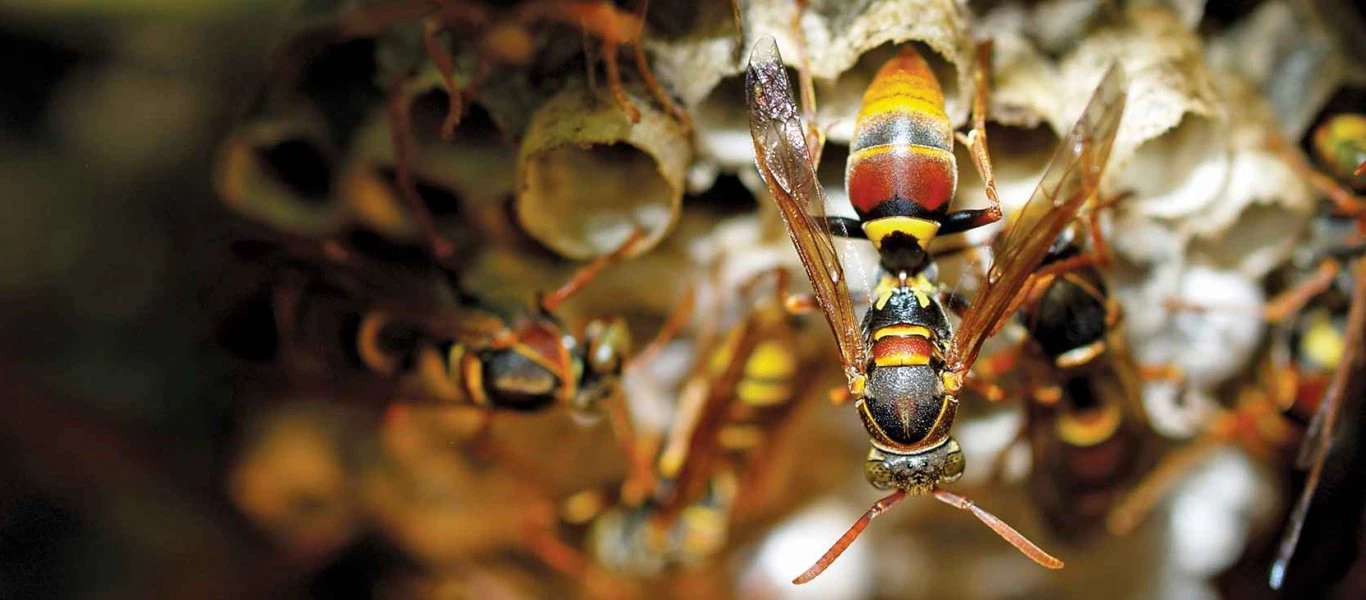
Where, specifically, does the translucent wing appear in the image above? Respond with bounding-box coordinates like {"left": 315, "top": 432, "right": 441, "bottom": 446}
{"left": 950, "top": 65, "right": 1127, "bottom": 370}
{"left": 746, "top": 36, "right": 869, "bottom": 385}
{"left": 1269, "top": 256, "right": 1366, "bottom": 588}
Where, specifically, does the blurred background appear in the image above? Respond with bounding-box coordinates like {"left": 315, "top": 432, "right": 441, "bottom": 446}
{"left": 1, "top": 0, "right": 1365, "bottom": 599}
{"left": 0, "top": 1, "right": 294, "bottom": 597}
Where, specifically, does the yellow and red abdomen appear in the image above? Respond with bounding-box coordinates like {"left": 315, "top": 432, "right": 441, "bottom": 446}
{"left": 845, "top": 47, "right": 957, "bottom": 220}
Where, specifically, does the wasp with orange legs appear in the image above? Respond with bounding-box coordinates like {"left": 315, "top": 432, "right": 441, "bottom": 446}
{"left": 512, "top": 267, "right": 822, "bottom": 591}
{"left": 963, "top": 193, "right": 1180, "bottom": 540}
{"left": 256, "top": 229, "right": 687, "bottom": 424}
{"left": 745, "top": 36, "right": 1127, "bottom": 582}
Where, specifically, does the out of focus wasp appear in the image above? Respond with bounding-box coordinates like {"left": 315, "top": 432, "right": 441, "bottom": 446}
{"left": 970, "top": 193, "right": 1172, "bottom": 541}
{"left": 333, "top": 0, "right": 689, "bottom": 257}
{"left": 745, "top": 37, "right": 1127, "bottom": 582}
{"left": 518, "top": 268, "right": 818, "bottom": 590}
{"left": 262, "top": 229, "right": 685, "bottom": 418}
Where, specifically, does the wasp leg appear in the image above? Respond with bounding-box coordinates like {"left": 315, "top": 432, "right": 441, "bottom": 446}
{"left": 1263, "top": 258, "right": 1341, "bottom": 323}
{"left": 965, "top": 375, "right": 1007, "bottom": 403}
{"left": 972, "top": 339, "right": 1025, "bottom": 390}
{"left": 1106, "top": 431, "right": 1223, "bottom": 535}
{"left": 947, "top": 39, "right": 1002, "bottom": 234}
{"left": 751, "top": 264, "right": 873, "bottom": 314}
{"left": 578, "top": 15, "right": 599, "bottom": 93}
{"left": 600, "top": 36, "right": 641, "bottom": 123}
{"left": 606, "top": 393, "right": 656, "bottom": 505}
{"left": 628, "top": 284, "right": 695, "bottom": 369}
{"left": 1079, "top": 191, "right": 1133, "bottom": 267}
{"left": 628, "top": 0, "right": 689, "bottom": 129}
{"left": 420, "top": 17, "right": 466, "bottom": 141}
{"left": 1272, "top": 129, "right": 1366, "bottom": 216}
{"left": 386, "top": 79, "right": 457, "bottom": 259}
{"left": 521, "top": 505, "right": 636, "bottom": 599}
{"left": 544, "top": 0, "right": 642, "bottom": 122}
{"left": 539, "top": 228, "right": 647, "bottom": 312}
{"left": 520, "top": 505, "right": 591, "bottom": 579}
{"left": 729, "top": 0, "right": 744, "bottom": 61}
{"left": 791, "top": 1, "right": 822, "bottom": 165}
{"left": 939, "top": 206, "right": 1004, "bottom": 235}
{"left": 630, "top": 37, "right": 686, "bottom": 127}
{"left": 738, "top": 266, "right": 794, "bottom": 306}
{"left": 1162, "top": 257, "right": 1340, "bottom": 323}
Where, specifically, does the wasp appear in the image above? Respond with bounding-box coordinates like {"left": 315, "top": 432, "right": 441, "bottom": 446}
{"left": 745, "top": 36, "right": 1127, "bottom": 582}
{"left": 517, "top": 268, "right": 820, "bottom": 591}
{"left": 968, "top": 195, "right": 1173, "bottom": 541}
{"left": 257, "top": 229, "right": 684, "bottom": 419}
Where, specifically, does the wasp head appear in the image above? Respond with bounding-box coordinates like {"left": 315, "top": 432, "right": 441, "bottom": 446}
{"left": 864, "top": 438, "right": 964, "bottom": 495}
{"left": 572, "top": 317, "right": 632, "bottom": 414}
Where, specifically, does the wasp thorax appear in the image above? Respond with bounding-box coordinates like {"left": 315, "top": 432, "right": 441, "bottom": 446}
{"left": 864, "top": 439, "right": 964, "bottom": 494}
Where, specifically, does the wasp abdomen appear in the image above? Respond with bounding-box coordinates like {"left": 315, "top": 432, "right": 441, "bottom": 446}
{"left": 846, "top": 48, "right": 957, "bottom": 226}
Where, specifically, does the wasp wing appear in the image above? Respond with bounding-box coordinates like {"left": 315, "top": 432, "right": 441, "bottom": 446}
{"left": 746, "top": 36, "right": 869, "bottom": 385}
{"left": 950, "top": 65, "right": 1127, "bottom": 370}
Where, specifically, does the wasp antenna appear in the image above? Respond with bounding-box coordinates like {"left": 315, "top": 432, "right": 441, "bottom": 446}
{"left": 793, "top": 489, "right": 906, "bottom": 584}
{"left": 932, "top": 488, "right": 1063, "bottom": 569}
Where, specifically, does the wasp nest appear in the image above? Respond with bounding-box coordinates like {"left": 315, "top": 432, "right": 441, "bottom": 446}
{"left": 197, "top": 0, "right": 1366, "bottom": 598}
